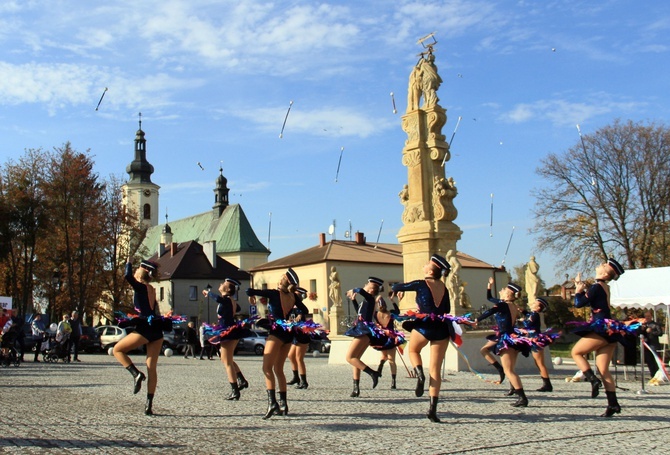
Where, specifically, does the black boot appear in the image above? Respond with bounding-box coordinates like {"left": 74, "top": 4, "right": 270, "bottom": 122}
{"left": 504, "top": 385, "right": 515, "bottom": 396}
{"left": 414, "top": 365, "right": 426, "bottom": 397}
{"left": 492, "top": 361, "right": 505, "bottom": 384}
{"left": 287, "top": 369, "right": 300, "bottom": 385}
{"left": 350, "top": 379, "right": 360, "bottom": 398}
{"left": 377, "top": 359, "right": 386, "bottom": 378}
{"left": 236, "top": 371, "right": 249, "bottom": 390}
{"left": 583, "top": 369, "right": 602, "bottom": 398}
{"left": 145, "top": 393, "right": 154, "bottom": 416}
{"left": 601, "top": 390, "right": 621, "bottom": 417}
{"left": 427, "top": 396, "right": 440, "bottom": 423}
{"left": 511, "top": 388, "right": 528, "bottom": 407}
{"left": 363, "top": 366, "right": 379, "bottom": 389}
{"left": 391, "top": 374, "right": 397, "bottom": 390}
{"left": 263, "top": 389, "right": 280, "bottom": 420}
{"left": 126, "top": 363, "right": 146, "bottom": 395}
{"left": 278, "top": 391, "right": 289, "bottom": 416}
{"left": 227, "top": 382, "right": 240, "bottom": 401}
{"left": 537, "top": 377, "right": 553, "bottom": 392}
{"left": 296, "top": 374, "right": 309, "bottom": 389}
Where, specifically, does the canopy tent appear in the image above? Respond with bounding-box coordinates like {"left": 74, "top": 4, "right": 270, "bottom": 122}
{"left": 610, "top": 266, "right": 669, "bottom": 365}
{"left": 610, "top": 266, "right": 670, "bottom": 310}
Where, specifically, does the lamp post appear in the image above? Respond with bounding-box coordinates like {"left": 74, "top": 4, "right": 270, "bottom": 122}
{"left": 50, "top": 269, "right": 60, "bottom": 321}
{"left": 206, "top": 284, "right": 212, "bottom": 323}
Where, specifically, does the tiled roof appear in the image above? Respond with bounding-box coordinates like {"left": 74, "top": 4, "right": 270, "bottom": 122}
{"left": 148, "top": 240, "right": 250, "bottom": 282}
{"left": 250, "top": 239, "right": 495, "bottom": 271}
{"left": 140, "top": 204, "right": 269, "bottom": 256}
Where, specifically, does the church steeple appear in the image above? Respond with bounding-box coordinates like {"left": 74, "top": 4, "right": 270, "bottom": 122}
{"left": 212, "top": 164, "right": 230, "bottom": 217}
{"left": 126, "top": 112, "right": 154, "bottom": 184}
{"left": 121, "top": 113, "right": 160, "bottom": 228}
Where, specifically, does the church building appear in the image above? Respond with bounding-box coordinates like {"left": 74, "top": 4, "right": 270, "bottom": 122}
{"left": 121, "top": 120, "right": 269, "bottom": 323}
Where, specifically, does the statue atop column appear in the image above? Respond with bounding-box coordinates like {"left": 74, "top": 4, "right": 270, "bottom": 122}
{"left": 406, "top": 34, "right": 443, "bottom": 112}
{"left": 398, "top": 33, "right": 462, "bottom": 314}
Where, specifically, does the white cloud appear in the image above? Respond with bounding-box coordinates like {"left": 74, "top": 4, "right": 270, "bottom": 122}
{"left": 0, "top": 62, "right": 198, "bottom": 114}
{"left": 229, "top": 104, "right": 394, "bottom": 139}
{"left": 499, "top": 94, "right": 647, "bottom": 127}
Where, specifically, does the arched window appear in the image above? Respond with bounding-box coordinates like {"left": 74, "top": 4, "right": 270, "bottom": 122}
{"left": 143, "top": 203, "right": 151, "bottom": 220}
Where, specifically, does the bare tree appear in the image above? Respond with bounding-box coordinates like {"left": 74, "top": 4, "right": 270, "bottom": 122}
{"left": 532, "top": 119, "right": 670, "bottom": 273}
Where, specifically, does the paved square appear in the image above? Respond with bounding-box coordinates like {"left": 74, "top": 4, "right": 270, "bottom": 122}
{"left": 1, "top": 353, "right": 669, "bottom": 454}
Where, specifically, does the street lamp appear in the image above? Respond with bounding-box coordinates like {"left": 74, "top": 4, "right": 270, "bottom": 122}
{"left": 50, "top": 269, "right": 61, "bottom": 320}
{"left": 206, "top": 284, "right": 212, "bottom": 323}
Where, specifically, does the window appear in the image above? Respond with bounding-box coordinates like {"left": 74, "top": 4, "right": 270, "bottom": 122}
{"left": 159, "top": 287, "right": 164, "bottom": 301}
{"left": 143, "top": 203, "right": 151, "bottom": 220}
{"left": 189, "top": 286, "right": 198, "bottom": 301}
{"left": 309, "top": 279, "right": 317, "bottom": 293}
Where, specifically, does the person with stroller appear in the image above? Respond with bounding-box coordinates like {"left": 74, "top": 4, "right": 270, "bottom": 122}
{"left": 113, "top": 258, "right": 163, "bottom": 416}
{"left": 31, "top": 314, "right": 47, "bottom": 362}
{"left": 56, "top": 314, "right": 72, "bottom": 362}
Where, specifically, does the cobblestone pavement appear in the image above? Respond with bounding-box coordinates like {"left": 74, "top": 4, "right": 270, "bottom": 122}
{"left": 1, "top": 352, "right": 669, "bottom": 454}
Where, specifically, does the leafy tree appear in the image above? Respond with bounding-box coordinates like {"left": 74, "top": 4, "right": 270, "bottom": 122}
{"left": 532, "top": 119, "right": 670, "bottom": 273}
{"left": 41, "top": 144, "right": 107, "bottom": 320}
{"left": 0, "top": 150, "right": 49, "bottom": 318}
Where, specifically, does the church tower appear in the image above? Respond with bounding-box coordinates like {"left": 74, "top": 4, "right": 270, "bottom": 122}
{"left": 212, "top": 164, "right": 230, "bottom": 217}
{"left": 122, "top": 113, "right": 160, "bottom": 228}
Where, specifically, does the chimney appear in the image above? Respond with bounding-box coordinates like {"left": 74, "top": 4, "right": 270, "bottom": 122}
{"left": 355, "top": 232, "right": 365, "bottom": 245}
{"left": 170, "top": 242, "right": 178, "bottom": 257}
{"left": 319, "top": 233, "right": 326, "bottom": 247}
{"left": 203, "top": 240, "right": 217, "bottom": 268}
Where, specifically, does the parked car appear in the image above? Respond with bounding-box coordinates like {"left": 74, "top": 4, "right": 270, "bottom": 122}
{"left": 80, "top": 326, "right": 102, "bottom": 353}
{"left": 236, "top": 330, "right": 268, "bottom": 355}
{"left": 96, "top": 325, "right": 128, "bottom": 350}
{"left": 162, "top": 327, "right": 186, "bottom": 354}
{"left": 308, "top": 337, "right": 331, "bottom": 354}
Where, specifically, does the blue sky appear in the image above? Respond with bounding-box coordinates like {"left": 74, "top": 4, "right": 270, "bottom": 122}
{"left": 1, "top": 1, "right": 669, "bottom": 285}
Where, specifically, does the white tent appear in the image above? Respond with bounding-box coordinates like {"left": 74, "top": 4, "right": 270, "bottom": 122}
{"left": 610, "top": 266, "right": 670, "bottom": 310}
{"left": 610, "top": 266, "right": 669, "bottom": 364}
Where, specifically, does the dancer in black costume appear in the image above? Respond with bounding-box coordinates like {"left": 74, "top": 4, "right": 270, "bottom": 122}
{"left": 570, "top": 258, "right": 638, "bottom": 417}
{"left": 286, "top": 287, "right": 311, "bottom": 390}
{"left": 392, "top": 254, "right": 462, "bottom": 422}
{"left": 375, "top": 293, "right": 401, "bottom": 389}
{"left": 344, "top": 277, "right": 385, "bottom": 397}
{"left": 204, "top": 278, "right": 250, "bottom": 401}
{"left": 474, "top": 278, "right": 531, "bottom": 407}
{"left": 114, "top": 258, "right": 163, "bottom": 415}
{"left": 521, "top": 297, "right": 558, "bottom": 392}
{"left": 246, "top": 268, "right": 308, "bottom": 419}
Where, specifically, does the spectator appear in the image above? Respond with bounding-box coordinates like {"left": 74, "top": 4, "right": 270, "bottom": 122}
{"left": 198, "top": 323, "right": 212, "bottom": 360}
{"left": 1, "top": 314, "right": 18, "bottom": 360}
{"left": 31, "top": 314, "right": 46, "bottom": 362}
{"left": 184, "top": 322, "right": 197, "bottom": 359}
{"left": 56, "top": 314, "right": 72, "bottom": 362}
{"left": 641, "top": 310, "right": 662, "bottom": 379}
{"left": 70, "top": 311, "right": 83, "bottom": 362}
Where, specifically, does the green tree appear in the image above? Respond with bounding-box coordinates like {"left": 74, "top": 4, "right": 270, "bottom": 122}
{"left": 532, "top": 119, "right": 670, "bottom": 272}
